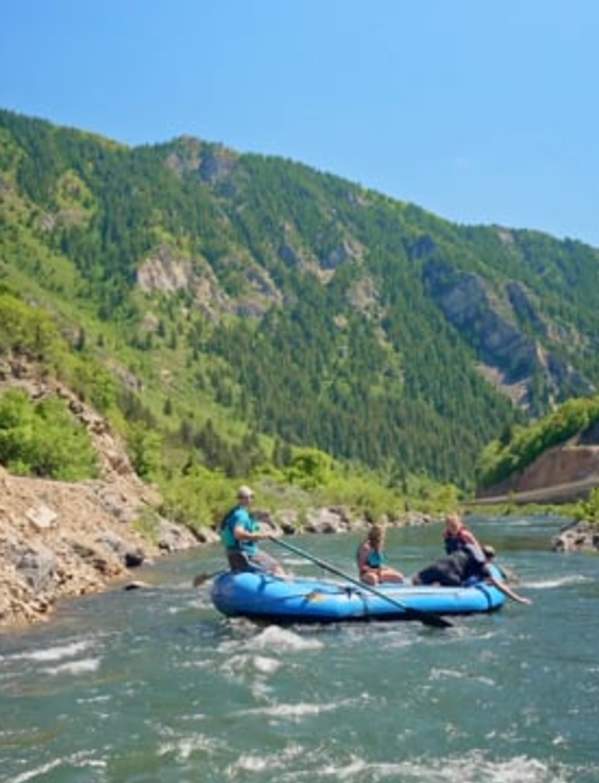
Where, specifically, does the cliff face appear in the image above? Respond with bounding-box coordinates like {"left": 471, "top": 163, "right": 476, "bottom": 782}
{"left": 423, "top": 258, "right": 594, "bottom": 410}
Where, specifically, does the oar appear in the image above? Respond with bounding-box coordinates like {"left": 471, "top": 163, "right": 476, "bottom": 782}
{"left": 192, "top": 570, "right": 223, "bottom": 587}
{"left": 269, "top": 537, "right": 453, "bottom": 629}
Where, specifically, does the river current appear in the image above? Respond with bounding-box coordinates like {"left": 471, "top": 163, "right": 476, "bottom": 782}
{"left": 1, "top": 516, "right": 599, "bottom": 783}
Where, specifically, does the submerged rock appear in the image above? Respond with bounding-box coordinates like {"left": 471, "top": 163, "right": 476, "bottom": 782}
{"left": 123, "top": 580, "right": 151, "bottom": 591}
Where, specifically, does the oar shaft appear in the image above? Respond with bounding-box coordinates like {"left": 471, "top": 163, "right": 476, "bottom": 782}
{"left": 270, "top": 537, "right": 412, "bottom": 615}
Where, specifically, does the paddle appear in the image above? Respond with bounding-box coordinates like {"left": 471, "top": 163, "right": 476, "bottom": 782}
{"left": 268, "top": 536, "right": 453, "bottom": 629}
{"left": 192, "top": 570, "right": 223, "bottom": 587}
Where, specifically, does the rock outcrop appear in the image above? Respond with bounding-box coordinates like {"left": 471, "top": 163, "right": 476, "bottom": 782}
{"left": 423, "top": 259, "right": 594, "bottom": 409}
{"left": 137, "top": 243, "right": 282, "bottom": 318}
{"left": 165, "top": 136, "right": 239, "bottom": 185}
{"left": 552, "top": 520, "right": 599, "bottom": 553}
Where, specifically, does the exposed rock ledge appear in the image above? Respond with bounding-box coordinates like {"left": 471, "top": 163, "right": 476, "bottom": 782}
{"left": 0, "top": 466, "right": 201, "bottom": 629}
{"left": 552, "top": 520, "right": 599, "bottom": 553}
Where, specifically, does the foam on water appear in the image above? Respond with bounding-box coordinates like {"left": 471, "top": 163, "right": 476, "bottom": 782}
{"left": 238, "top": 696, "right": 360, "bottom": 722}
{"left": 253, "top": 655, "right": 281, "bottom": 674}
{"left": 429, "top": 668, "right": 496, "bottom": 686}
{"left": 42, "top": 657, "right": 101, "bottom": 676}
{"left": 245, "top": 625, "right": 324, "bottom": 652}
{"left": 10, "top": 639, "right": 94, "bottom": 663}
{"left": 221, "top": 653, "right": 282, "bottom": 677}
{"left": 11, "top": 752, "right": 107, "bottom": 783}
{"left": 11, "top": 758, "right": 64, "bottom": 783}
{"left": 76, "top": 694, "right": 112, "bottom": 704}
{"left": 167, "top": 597, "right": 210, "bottom": 614}
{"left": 225, "top": 743, "right": 304, "bottom": 778}
{"left": 218, "top": 625, "right": 324, "bottom": 655}
{"left": 158, "top": 733, "right": 222, "bottom": 762}
{"left": 521, "top": 575, "right": 593, "bottom": 590}
{"left": 284, "top": 750, "right": 592, "bottom": 782}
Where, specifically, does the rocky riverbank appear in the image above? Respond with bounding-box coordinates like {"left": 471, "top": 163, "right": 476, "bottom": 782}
{"left": 0, "top": 465, "right": 200, "bottom": 629}
{"left": 0, "top": 360, "right": 204, "bottom": 629}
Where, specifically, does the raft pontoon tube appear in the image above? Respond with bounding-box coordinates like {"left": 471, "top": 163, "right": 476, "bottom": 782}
{"left": 211, "top": 570, "right": 506, "bottom": 623}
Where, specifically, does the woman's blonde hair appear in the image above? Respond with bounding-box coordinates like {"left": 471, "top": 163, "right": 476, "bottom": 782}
{"left": 368, "top": 524, "right": 385, "bottom": 546}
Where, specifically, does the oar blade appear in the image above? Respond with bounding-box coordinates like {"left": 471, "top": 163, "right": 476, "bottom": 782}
{"left": 407, "top": 610, "right": 453, "bottom": 629}
{"left": 193, "top": 572, "right": 216, "bottom": 587}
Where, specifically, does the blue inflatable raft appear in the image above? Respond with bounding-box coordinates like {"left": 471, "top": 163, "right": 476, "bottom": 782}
{"left": 211, "top": 570, "right": 506, "bottom": 623}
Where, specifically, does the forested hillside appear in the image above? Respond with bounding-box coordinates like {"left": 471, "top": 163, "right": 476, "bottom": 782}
{"left": 2, "top": 109, "right": 599, "bottom": 488}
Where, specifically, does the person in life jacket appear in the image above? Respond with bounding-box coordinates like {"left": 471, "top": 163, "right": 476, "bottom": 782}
{"left": 412, "top": 543, "right": 532, "bottom": 605}
{"left": 443, "top": 513, "right": 482, "bottom": 555}
{"left": 220, "top": 485, "right": 286, "bottom": 575}
{"left": 356, "top": 525, "right": 404, "bottom": 586}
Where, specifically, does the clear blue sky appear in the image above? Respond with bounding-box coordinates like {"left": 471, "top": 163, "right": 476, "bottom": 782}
{"left": 2, "top": 0, "right": 598, "bottom": 246}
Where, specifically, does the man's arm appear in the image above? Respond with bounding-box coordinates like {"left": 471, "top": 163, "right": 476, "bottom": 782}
{"left": 488, "top": 574, "right": 532, "bottom": 605}
{"left": 233, "top": 520, "right": 281, "bottom": 542}
{"left": 233, "top": 523, "right": 266, "bottom": 542}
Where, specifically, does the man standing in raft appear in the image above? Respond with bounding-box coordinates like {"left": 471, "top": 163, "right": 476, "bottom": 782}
{"left": 357, "top": 525, "right": 405, "bottom": 585}
{"left": 220, "top": 485, "right": 286, "bottom": 576}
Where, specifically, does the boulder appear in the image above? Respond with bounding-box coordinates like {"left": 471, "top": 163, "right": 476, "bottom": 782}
{"left": 123, "top": 580, "right": 151, "bottom": 591}
{"left": 403, "top": 512, "right": 434, "bottom": 527}
{"left": 71, "top": 541, "right": 117, "bottom": 574}
{"left": 192, "top": 527, "right": 220, "bottom": 545}
{"left": 273, "top": 509, "right": 299, "bottom": 535}
{"left": 25, "top": 503, "right": 58, "bottom": 531}
{"left": 156, "top": 518, "right": 199, "bottom": 552}
{"left": 304, "top": 508, "right": 350, "bottom": 535}
{"left": 552, "top": 520, "right": 599, "bottom": 553}
{"left": 94, "top": 486, "right": 139, "bottom": 524}
{"left": 96, "top": 533, "right": 145, "bottom": 568}
{"left": 13, "top": 544, "right": 57, "bottom": 593}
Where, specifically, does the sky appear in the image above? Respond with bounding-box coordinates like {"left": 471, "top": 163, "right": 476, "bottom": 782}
{"left": 1, "top": 0, "right": 598, "bottom": 246}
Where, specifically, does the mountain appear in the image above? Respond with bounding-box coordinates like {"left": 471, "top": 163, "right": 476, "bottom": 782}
{"left": 2, "top": 108, "right": 599, "bottom": 487}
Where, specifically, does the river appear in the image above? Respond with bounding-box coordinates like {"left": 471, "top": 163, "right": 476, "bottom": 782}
{"left": 1, "top": 516, "right": 599, "bottom": 782}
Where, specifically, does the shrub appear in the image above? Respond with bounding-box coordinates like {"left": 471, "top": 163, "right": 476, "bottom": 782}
{"left": 574, "top": 487, "right": 599, "bottom": 525}
{"left": 127, "top": 424, "right": 163, "bottom": 480}
{"left": 0, "top": 390, "right": 97, "bottom": 480}
{"left": 160, "top": 466, "right": 235, "bottom": 530}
